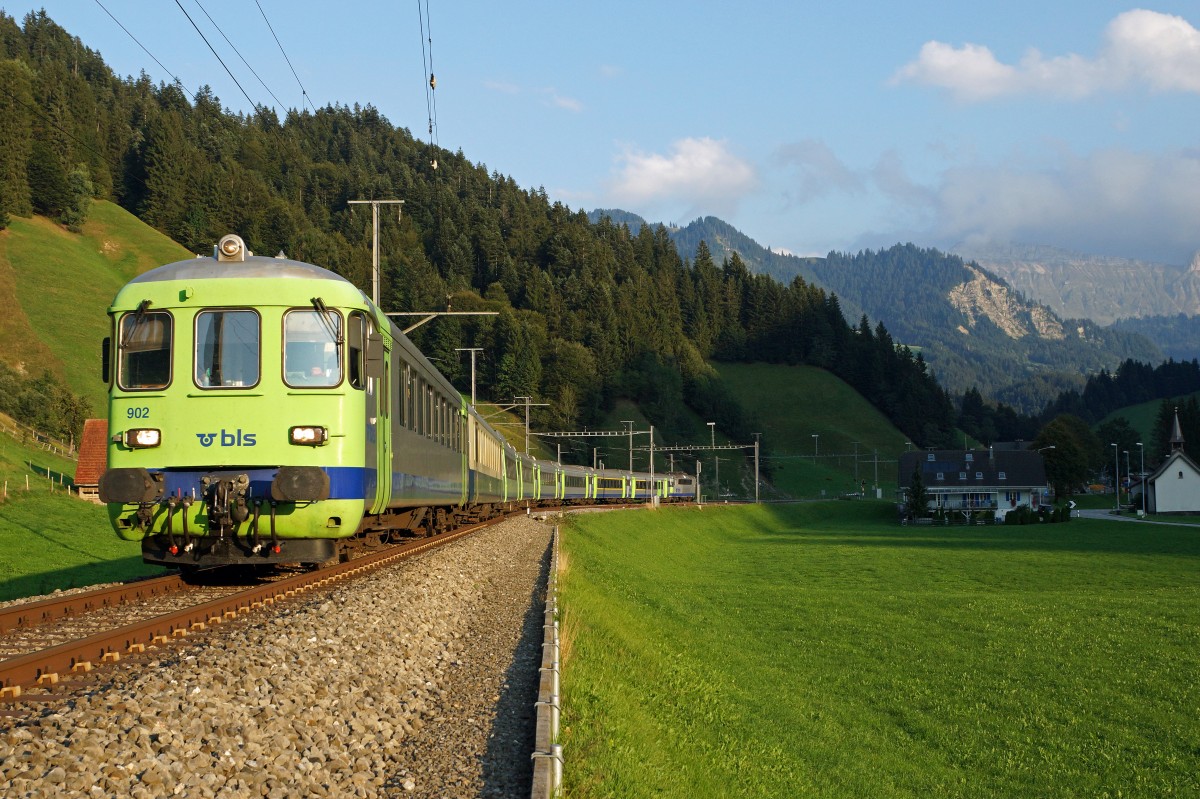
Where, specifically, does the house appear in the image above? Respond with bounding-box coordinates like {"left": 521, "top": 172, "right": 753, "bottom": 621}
{"left": 897, "top": 446, "right": 1050, "bottom": 520}
{"left": 1143, "top": 409, "right": 1200, "bottom": 515}
{"left": 73, "top": 419, "right": 109, "bottom": 503}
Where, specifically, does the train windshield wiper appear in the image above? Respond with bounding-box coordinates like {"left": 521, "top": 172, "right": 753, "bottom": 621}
{"left": 119, "top": 299, "right": 153, "bottom": 348}
{"left": 310, "top": 296, "right": 343, "bottom": 345}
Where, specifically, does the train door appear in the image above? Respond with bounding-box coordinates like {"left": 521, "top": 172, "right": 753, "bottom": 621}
{"left": 360, "top": 316, "right": 389, "bottom": 515}
{"left": 374, "top": 346, "right": 392, "bottom": 513}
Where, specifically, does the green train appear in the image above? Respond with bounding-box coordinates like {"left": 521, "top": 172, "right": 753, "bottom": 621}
{"left": 99, "top": 235, "right": 692, "bottom": 568}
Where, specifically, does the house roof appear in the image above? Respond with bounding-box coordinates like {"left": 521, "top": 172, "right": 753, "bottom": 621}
{"left": 74, "top": 419, "right": 108, "bottom": 485}
{"left": 898, "top": 448, "right": 1048, "bottom": 489}
{"left": 1146, "top": 448, "right": 1200, "bottom": 486}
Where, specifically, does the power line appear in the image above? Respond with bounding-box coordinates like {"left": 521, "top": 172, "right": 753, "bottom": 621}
{"left": 255, "top": 0, "right": 317, "bottom": 113}
{"left": 417, "top": 0, "right": 439, "bottom": 164}
{"left": 91, "top": 0, "right": 200, "bottom": 100}
{"left": 191, "top": 0, "right": 286, "bottom": 111}
{"left": 172, "top": 0, "right": 259, "bottom": 111}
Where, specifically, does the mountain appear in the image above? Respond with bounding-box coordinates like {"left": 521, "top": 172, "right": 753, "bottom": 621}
{"left": 953, "top": 241, "right": 1200, "bottom": 325}
{"left": 593, "top": 212, "right": 1162, "bottom": 412}
{"left": 589, "top": 212, "right": 823, "bottom": 286}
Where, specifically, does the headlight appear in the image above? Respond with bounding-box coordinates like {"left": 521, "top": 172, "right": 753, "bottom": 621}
{"left": 124, "top": 428, "right": 161, "bottom": 448}
{"left": 289, "top": 426, "right": 329, "bottom": 446}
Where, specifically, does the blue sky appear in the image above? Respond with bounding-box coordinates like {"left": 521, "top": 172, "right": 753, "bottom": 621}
{"left": 12, "top": 1, "right": 1200, "bottom": 264}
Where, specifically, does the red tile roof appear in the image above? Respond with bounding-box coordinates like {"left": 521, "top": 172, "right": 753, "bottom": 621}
{"left": 74, "top": 419, "right": 108, "bottom": 486}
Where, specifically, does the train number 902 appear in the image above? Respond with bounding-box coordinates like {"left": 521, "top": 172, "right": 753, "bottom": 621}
{"left": 126, "top": 407, "right": 150, "bottom": 419}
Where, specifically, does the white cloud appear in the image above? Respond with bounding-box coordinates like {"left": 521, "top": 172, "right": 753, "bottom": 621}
{"left": 774, "top": 139, "right": 863, "bottom": 203}
{"left": 929, "top": 147, "right": 1200, "bottom": 263}
{"left": 891, "top": 9, "right": 1200, "bottom": 101}
{"left": 483, "top": 80, "right": 583, "bottom": 112}
{"left": 607, "top": 137, "right": 759, "bottom": 216}
{"left": 543, "top": 89, "right": 583, "bottom": 112}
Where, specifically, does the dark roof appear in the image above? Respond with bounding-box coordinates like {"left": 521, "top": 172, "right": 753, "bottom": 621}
{"left": 74, "top": 419, "right": 108, "bottom": 485}
{"left": 897, "top": 448, "right": 1047, "bottom": 488}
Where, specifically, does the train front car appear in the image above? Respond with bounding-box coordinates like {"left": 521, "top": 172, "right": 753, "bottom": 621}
{"left": 99, "top": 235, "right": 378, "bottom": 568}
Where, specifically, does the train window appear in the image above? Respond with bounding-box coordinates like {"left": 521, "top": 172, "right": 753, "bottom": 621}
{"left": 598, "top": 478, "right": 624, "bottom": 490}
{"left": 195, "top": 310, "right": 260, "bottom": 389}
{"left": 346, "top": 313, "right": 365, "bottom": 389}
{"left": 118, "top": 310, "right": 173, "bottom": 390}
{"left": 426, "top": 386, "right": 434, "bottom": 439}
{"left": 284, "top": 310, "right": 342, "bottom": 388}
{"left": 397, "top": 361, "right": 409, "bottom": 428}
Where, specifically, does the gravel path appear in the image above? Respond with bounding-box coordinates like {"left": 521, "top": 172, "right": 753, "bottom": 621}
{"left": 0, "top": 516, "right": 554, "bottom": 799}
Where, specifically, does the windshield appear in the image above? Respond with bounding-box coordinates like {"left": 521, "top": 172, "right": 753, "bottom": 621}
{"left": 195, "top": 310, "right": 260, "bottom": 388}
{"left": 284, "top": 309, "right": 342, "bottom": 387}
{"left": 118, "top": 311, "right": 172, "bottom": 390}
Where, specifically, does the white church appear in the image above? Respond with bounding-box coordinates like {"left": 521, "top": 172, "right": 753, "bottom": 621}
{"left": 1143, "top": 409, "right": 1200, "bottom": 515}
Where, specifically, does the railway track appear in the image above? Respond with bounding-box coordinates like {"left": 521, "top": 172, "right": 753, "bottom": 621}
{"left": 0, "top": 516, "right": 496, "bottom": 705}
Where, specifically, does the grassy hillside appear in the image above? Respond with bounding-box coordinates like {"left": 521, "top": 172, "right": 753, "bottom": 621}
{"left": 0, "top": 203, "right": 190, "bottom": 415}
{"left": 1100, "top": 391, "right": 1200, "bottom": 444}
{"left": 716, "top": 362, "right": 909, "bottom": 499}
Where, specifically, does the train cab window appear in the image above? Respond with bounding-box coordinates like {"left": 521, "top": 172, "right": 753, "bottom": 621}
{"left": 284, "top": 310, "right": 342, "bottom": 388}
{"left": 346, "top": 312, "right": 368, "bottom": 389}
{"left": 195, "top": 310, "right": 260, "bottom": 389}
{"left": 118, "top": 310, "right": 173, "bottom": 390}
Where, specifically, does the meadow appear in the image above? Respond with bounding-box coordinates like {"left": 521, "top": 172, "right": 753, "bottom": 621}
{"left": 559, "top": 502, "right": 1200, "bottom": 798}
{"left": 0, "top": 431, "right": 161, "bottom": 602}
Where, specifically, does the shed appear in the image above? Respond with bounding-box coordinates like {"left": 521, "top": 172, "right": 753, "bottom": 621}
{"left": 73, "top": 419, "right": 108, "bottom": 502}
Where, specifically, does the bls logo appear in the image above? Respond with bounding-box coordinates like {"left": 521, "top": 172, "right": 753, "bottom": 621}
{"left": 196, "top": 429, "right": 257, "bottom": 447}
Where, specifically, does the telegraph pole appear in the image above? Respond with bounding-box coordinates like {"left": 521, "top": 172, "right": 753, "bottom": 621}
{"left": 622, "top": 421, "right": 635, "bottom": 474}
{"left": 348, "top": 199, "right": 404, "bottom": 307}
{"left": 454, "top": 347, "right": 483, "bottom": 406}
{"left": 754, "top": 432, "right": 761, "bottom": 504}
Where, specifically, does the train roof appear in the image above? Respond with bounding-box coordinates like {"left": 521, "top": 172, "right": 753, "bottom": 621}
{"left": 129, "top": 254, "right": 356, "bottom": 287}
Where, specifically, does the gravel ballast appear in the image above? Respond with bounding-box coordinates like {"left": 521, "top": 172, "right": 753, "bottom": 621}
{"left": 0, "top": 515, "right": 554, "bottom": 799}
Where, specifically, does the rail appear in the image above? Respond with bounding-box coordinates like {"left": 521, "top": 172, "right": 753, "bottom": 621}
{"left": 531, "top": 524, "right": 563, "bottom": 798}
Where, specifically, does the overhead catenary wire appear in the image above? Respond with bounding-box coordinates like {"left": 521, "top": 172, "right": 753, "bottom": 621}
{"left": 191, "top": 0, "right": 287, "bottom": 111}
{"left": 417, "top": 0, "right": 439, "bottom": 166}
{"left": 255, "top": 0, "right": 317, "bottom": 113}
{"left": 172, "top": 0, "right": 260, "bottom": 111}
{"left": 91, "top": 0, "right": 202, "bottom": 101}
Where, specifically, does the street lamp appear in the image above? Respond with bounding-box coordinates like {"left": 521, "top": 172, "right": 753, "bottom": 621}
{"left": 1137, "top": 441, "right": 1147, "bottom": 515}
{"left": 1124, "top": 449, "right": 1131, "bottom": 509}
{"left": 812, "top": 434, "right": 820, "bottom": 459}
{"left": 1111, "top": 443, "right": 1119, "bottom": 510}
{"left": 707, "top": 422, "right": 716, "bottom": 499}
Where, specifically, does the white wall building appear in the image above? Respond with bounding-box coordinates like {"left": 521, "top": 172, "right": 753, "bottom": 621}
{"left": 1144, "top": 409, "right": 1200, "bottom": 515}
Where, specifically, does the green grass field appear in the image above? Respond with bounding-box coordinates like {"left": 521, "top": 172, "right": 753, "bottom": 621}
{"left": 559, "top": 503, "right": 1200, "bottom": 798}
{"left": 0, "top": 430, "right": 162, "bottom": 601}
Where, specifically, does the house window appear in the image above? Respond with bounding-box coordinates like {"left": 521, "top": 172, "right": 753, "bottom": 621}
{"left": 927, "top": 453, "right": 935, "bottom": 461}
{"left": 1180, "top": 471, "right": 1185, "bottom": 479}
{"left": 936, "top": 472, "right": 944, "bottom": 481}
{"left": 998, "top": 471, "right": 1007, "bottom": 480}
{"left": 959, "top": 472, "right": 967, "bottom": 480}
{"left": 965, "top": 453, "right": 974, "bottom": 462}
{"left": 976, "top": 472, "right": 983, "bottom": 479}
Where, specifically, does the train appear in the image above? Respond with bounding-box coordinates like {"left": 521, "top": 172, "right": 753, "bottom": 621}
{"left": 98, "top": 234, "right": 697, "bottom": 568}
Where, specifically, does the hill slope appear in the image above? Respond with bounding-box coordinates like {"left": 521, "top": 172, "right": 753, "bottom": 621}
{"left": 0, "top": 202, "right": 190, "bottom": 415}
{"left": 715, "top": 362, "right": 908, "bottom": 498}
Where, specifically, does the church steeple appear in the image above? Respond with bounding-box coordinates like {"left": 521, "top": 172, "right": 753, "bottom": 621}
{"left": 1170, "top": 407, "right": 1185, "bottom": 453}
